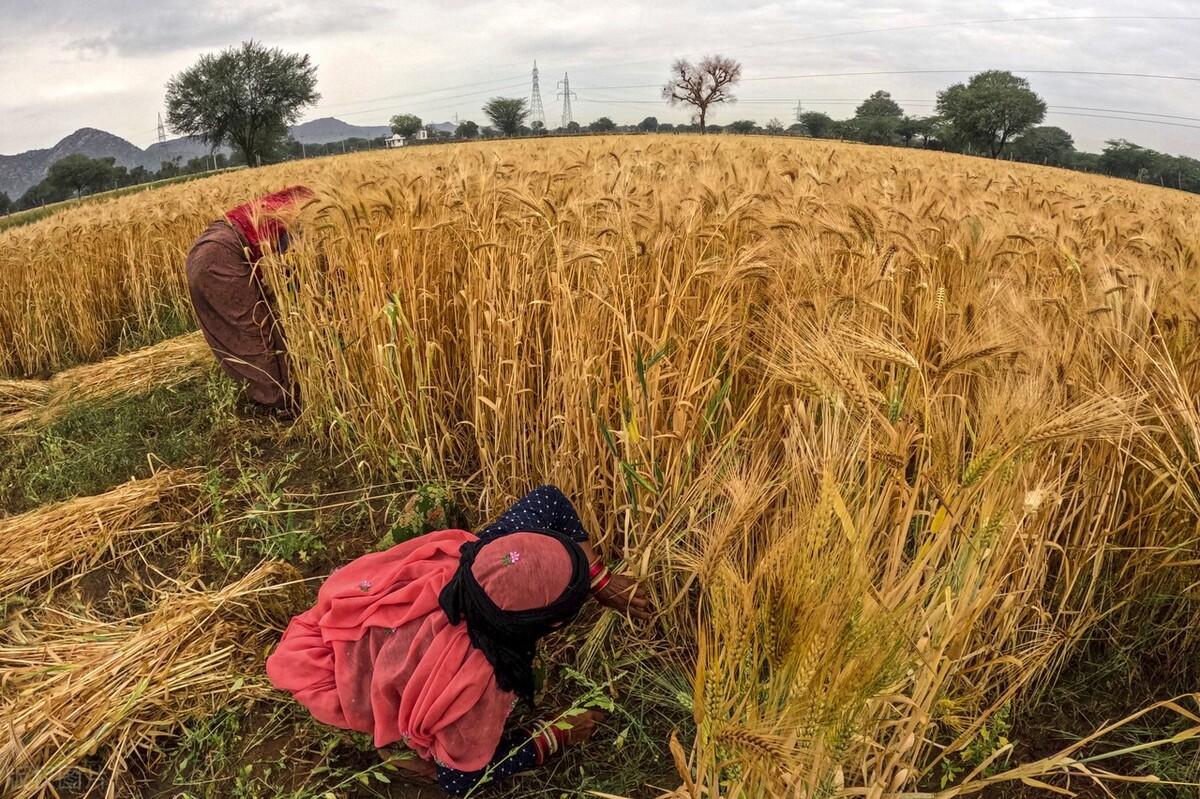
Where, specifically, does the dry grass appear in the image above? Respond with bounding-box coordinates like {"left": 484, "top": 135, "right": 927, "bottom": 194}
{"left": 0, "top": 332, "right": 212, "bottom": 432}
{"left": 0, "top": 468, "right": 200, "bottom": 600}
{"left": 0, "top": 561, "right": 300, "bottom": 799}
{"left": 3, "top": 136, "right": 1199, "bottom": 795}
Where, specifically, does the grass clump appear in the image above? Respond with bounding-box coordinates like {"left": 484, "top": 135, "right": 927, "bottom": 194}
{"left": 0, "top": 371, "right": 238, "bottom": 511}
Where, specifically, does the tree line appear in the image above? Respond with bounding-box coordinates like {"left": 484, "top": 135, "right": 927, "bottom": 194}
{"left": 1, "top": 152, "right": 240, "bottom": 214}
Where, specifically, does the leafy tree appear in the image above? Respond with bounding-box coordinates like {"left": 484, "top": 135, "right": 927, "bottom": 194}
{"left": 896, "top": 116, "right": 923, "bottom": 147}
{"left": 936, "top": 70, "right": 1046, "bottom": 158}
{"left": 17, "top": 181, "right": 63, "bottom": 210}
{"left": 638, "top": 116, "right": 659, "bottom": 132}
{"left": 916, "top": 116, "right": 943, "bottom": 148}
{"left": 765, "top": 118, "right": 784, "bottom": 134}
{"left": 852, "top": 90, "right": 903, "bottom": 144}
{"left": 566, "top": 120, "right": 581, "bottom": 133}
{"left": 0, "top": 191, "right": 11, "bottom": 215}
{"left": 799, "top": 111, "right": 834, "bottom": 138}
{"left": 1009, "top": 126, "right": 1075, "bottom": 167}
{"left": 589, "top": 116, "right": 617, "bottom": 132}
{"left": 1098, "top": 139, "right": 1159, "bottom": 180}
{"left": 1072, "top": 152, "right": 1102, "bottom": 173}
{"left": 166, "top": 41, "right": 319, "bottom": 167}
{"left": 45, "top": 154, "right": 115, "bottom": 198}
{"left": 662, "top": 54, "right": 742, "bottom": 134}
{"left": 531, "top": 120, "right": 546, "bottom": 134}
{"left": 390, "top": 114, "right": 422, "bottom": 137}
{"left": 728, "top": 120, "right": 758, "bottom": 134}
{"left": 483, "top": 97, "right": 528, "bottom": 137}
{"left": 856, "top": 90, "right": 903, "bottom": 119}
{"left": 830, "top": 118, "right": 860, "bottom": 140}
{"left": 456, "top": 120, "right": 480, "bottom": 139}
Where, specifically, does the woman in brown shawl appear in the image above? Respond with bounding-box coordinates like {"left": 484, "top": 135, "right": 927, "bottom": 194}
{"left": 186, "top": 185, "right": 313, "bottom": 414}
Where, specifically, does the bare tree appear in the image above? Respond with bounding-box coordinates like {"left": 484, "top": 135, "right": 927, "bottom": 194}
{"left": 662, "top": 55, "right": 742, "bottom": 134}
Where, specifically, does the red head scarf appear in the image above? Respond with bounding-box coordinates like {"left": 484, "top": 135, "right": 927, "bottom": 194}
{"left": 265, "top": 529, "right": 583, "bottom": 771}
{"left": 225, "top": 185, "right": 314, "bottom": 262}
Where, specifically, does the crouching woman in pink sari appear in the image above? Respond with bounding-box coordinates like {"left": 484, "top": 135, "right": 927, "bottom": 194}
{"left": 266, "top": 486, "right": 650, "bottom": 795}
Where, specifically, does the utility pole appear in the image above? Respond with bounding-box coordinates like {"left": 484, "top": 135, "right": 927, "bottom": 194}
{"left": 157, "top": 113, "right": 167, "bottom": 144}
{"left": 556, "top": 72, "right": 576, "bottom": 130}
{"left": 301, "top": 141, "right": 307, "bottom": 159}
{"left": 529, "top": 61, "right": 546, "bottom": 128}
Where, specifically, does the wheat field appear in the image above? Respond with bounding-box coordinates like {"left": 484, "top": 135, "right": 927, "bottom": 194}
{"left": 2, "top": 135, "right": 1199, "bottom": 796}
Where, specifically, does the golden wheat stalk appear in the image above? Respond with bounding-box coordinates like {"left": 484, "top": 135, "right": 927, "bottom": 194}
{"left": 0, "top": 332, "right": 212, "bottom": 432}
{"left": 0, "top": 561, "right": 299, "bottom": 799}
{"left": 0, "top": 468, "right": 200, "bottom": 600}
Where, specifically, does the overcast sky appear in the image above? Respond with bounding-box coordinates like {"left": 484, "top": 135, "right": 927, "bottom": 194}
{"left": 1, "top": 0, "right": 1197, "bottom": 157}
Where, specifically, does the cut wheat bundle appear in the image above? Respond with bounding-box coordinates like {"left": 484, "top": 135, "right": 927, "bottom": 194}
{"left": 0, "top": 332, "right": 212, "bottom": 433}
{"left": 0, "top": 468, "right": 200, "bottom": 600}
{"left": 0, "top": 561, "right": 301, "bottom": 799}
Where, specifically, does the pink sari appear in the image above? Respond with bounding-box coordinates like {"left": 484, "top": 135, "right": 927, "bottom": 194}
{"left": 266, "top": 530, "right": 514, "bottom": 771}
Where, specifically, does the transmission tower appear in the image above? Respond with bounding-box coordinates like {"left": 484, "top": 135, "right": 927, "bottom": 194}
{"left": 556, "top": 72, "right": 577, "bottom": 129}
{"left": 794, "top": 100, "right": 803, "bottom": 123}
{"left": 157, "top": 113, "right": 167, "bottom": 144}
{"left": 529, "top": 61, "right": 546, "bottom": 127}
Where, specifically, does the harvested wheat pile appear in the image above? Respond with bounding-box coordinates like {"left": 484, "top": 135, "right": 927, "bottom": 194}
{"left": 0, "top": 561, "right": 300, "bottom": 799}
{"left": 0, "top": 468, "right": 200, "bottom": 600}
{"left": 0, "top": 332, "right": 212, "bottom": 432}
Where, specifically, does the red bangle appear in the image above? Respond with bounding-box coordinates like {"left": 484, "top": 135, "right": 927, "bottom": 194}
{"left": 588, "top": 560, "right": 605, "bottom": 579}
{"left": 532, "top": 732, "right": 548, "bottom": 764}
{"left": 588, "top": 563, "right": 609, "bottom": 587}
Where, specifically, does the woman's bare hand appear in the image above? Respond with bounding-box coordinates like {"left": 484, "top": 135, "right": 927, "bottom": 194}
{"left": 558, "top": 709, "right": 608, "bottom": 748}
{"left": 594, "top": 573, "right": 654, "bottom": 620}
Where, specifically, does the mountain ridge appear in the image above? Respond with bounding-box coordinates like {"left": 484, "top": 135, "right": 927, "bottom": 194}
{"left": 0, "top": 117, "right": 401, "bottom": 199}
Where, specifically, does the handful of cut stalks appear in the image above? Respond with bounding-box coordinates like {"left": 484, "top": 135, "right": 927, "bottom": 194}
{"left": 0, "top": 561, "right": 302, "bottom": 799}
{"left": 0, "top": 468, "right": 200, "bottom": 600}
{"left": 0, "top": 332, "right": 212, "bottom": 433}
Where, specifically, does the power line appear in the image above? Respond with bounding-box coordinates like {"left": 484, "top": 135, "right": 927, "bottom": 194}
{"left": 314, "top": 73, "right": 528, "bottom": 113}
{"left": 568, "top": 15, "right": 1200, "bottom": 72}
{"left": 332, "top": 82, "right": 528, "bottom": 119}
{"left": 577, "top": 67, "right": 1200, "bottom": 92}
{"left": 728, "top": 15, "right": 1200, "bottom": 53}
{"left": 574, "top": 94, "right": 1200, "bottom": 132}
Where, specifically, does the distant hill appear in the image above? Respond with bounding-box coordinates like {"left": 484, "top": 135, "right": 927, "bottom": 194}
{"left": 289, "top": 117, "right": 391, "bottom": 144}
{"left": 0, "top": 128, "right": 147, "bottom": 200}
{"left": 0, "top": 117, "right": 399, "bottom": 200}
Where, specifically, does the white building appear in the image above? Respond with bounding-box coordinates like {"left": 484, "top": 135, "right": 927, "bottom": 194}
{"left": 384, "top": 133, "right": 406, "bottom": 149}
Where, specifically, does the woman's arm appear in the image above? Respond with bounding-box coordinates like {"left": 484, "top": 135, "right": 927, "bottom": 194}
{"left": 436, "top": 730, "right": 540, "bottom": 796}
{"left": 436, "top": 711, "right": 606, "bottom": 796}
{"left": 478, "top": 485, "right": 589, "bottom": 542}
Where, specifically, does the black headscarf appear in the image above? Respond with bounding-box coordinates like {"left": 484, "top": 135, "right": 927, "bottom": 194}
{"left": 439, "top": 528, "right": 590, "bottom": 702}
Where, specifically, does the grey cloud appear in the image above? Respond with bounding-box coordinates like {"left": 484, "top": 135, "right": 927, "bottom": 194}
{"left": 53, "top": 0, "right": 391, "bottom": 56}
{"left": 1, "top": 0, "right": 1198, "bottom": 156}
